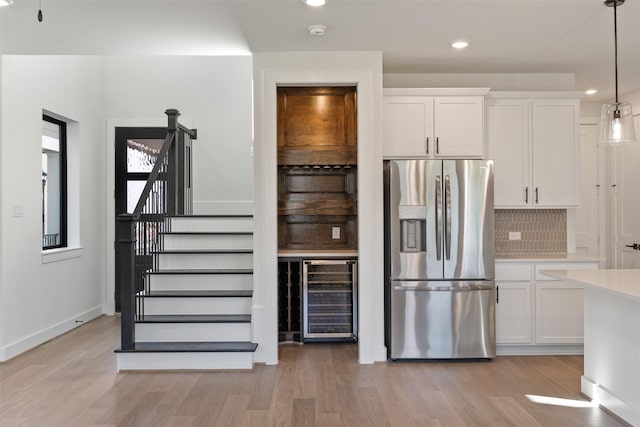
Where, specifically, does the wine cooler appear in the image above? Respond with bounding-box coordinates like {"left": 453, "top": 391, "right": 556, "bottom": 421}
{"left": 303, "top": 259, "right": 358, "bottom": 342}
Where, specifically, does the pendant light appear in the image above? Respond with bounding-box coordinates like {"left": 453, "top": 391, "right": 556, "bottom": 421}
{"left": 600, "top": 0, "right": 636, "bottom": 145}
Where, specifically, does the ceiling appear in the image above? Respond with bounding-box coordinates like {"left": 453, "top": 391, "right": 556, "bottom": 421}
{"left": 1, "top": 0, "right": 639, "bottom": 102}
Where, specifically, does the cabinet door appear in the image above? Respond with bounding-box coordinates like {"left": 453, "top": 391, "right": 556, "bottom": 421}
{"left": 496, "top": 282, "right": 533, "bottom": 344}
{"left": 535, "top": 282, "right": 583, "bottom": 344}
{"left": 434, "top": 97, "right": 484, "bottom": 158}
{"left": 486, "top": 99, "right": 531, "bottom": 207}
{"left": 383, "top": 97, "right": 434, "bottom": 157}
{"left": 531, "top": 99, "right": 580, "bottom": 207}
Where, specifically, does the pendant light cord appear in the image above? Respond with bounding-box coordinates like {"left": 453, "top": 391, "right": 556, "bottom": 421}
{"left": 614, "top": 1, "right": 619, "bottom": 104}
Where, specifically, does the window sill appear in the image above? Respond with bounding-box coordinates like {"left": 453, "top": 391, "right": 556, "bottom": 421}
{"left": 42, "top": 246, "right": 84, "bottom": 264}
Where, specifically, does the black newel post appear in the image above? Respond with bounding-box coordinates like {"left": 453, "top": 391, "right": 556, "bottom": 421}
{"left": 165, "top": 109, "right": 180, "bottom": 216}
{"left": 116, "top": 213, "right": 136, "bottom": 350}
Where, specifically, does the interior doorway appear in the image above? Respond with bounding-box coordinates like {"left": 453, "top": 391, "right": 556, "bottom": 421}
{"left": 276, "top": 86, "right": 359, "bottom": 350}
{"left": 113, "top": 126, "right": 167, "bottom": 311}
{"left": 611, "top": 115, "right": 640, "bottom": 268}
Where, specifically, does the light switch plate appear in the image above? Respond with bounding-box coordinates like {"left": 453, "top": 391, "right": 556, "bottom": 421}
{"left": 508, "top": 231, "right": 521, "bottom": 241}
{"left": 332, "top": 226, "right": 341, "bottom": 240}
{"left": 12, "top": 204, "right": 23, "bottom": 217}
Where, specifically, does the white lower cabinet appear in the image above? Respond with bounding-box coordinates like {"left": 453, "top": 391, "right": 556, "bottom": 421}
{"left": 534, "top": 282, "right": 583, "bottom": 344}
{"left": 495, "top": 260, "right": 598, "bottom": 354}
{"left": 496, "top": 282, "right": 532, "bottom": 344}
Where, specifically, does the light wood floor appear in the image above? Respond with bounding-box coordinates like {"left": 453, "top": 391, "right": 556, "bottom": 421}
{"left": 0, "top": 315, "right": 628, "bottom": 427}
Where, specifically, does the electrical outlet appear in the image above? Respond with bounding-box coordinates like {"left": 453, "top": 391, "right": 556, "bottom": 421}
{"left": 332, "top": 226, "right": 341, "bottom": 240}
{"left": 508, "top": 231, "right": 522, "bottom": 241}
{"left": 12, "top": 204, "right": 23, "bottom": 218}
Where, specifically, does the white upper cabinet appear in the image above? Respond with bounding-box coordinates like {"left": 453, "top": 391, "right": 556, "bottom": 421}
{"left": 433, "top": 97, "right": 484, "bottom": 157}
{"left": 486, "top": 99, "right": 531, "bottom": 207}
{"left": 486, "top": 93, "right": 581, "bottom": 208}
{"left": 531, "top": 99, "right": 581, "bottom": 207}
{"left": 383, "top": 97, "right": 434, "bottom": 157}
{"left": 383, "top": 89, "right": 488, "bottom": 158}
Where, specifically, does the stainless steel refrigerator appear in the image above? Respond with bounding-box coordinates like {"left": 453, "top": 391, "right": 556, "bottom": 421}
{"left": 384, "top": 159, "right": 496, "bottom": 359}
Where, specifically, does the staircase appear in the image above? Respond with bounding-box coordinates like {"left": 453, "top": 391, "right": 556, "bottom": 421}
{"left": 115, "top": 214, "right": 257, "bottom": 370}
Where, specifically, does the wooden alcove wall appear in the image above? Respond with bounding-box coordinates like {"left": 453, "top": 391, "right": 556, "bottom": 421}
{"left": 277, "top": 86, "right": 358, "bottom": 250}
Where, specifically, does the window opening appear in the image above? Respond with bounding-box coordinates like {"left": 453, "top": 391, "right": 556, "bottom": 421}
{"left": 42, "top": 114, "right": 67, "bottom": 249}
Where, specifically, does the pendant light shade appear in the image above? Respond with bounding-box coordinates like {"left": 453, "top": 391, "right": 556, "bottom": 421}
{"left": 600, "top": 0, "right": 636, "bottom": 145}
{"left": 601, "top": 101, "right": 635, "bottom": 145}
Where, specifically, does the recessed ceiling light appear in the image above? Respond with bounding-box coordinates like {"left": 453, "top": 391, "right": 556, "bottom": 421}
{"left": 308, "top": 25, "right": 327, "bottom": 36}
{"left": 0, "top": 0, "right": 14, "bottom": 6}
{"left": 451, "top": 41, "right": 470, "bottom": 49}
{"left": 586, "top": 89, "right": 598, "bottom": 95}
{"left": 303, "top": 0, "right": 326, "bottom": 6}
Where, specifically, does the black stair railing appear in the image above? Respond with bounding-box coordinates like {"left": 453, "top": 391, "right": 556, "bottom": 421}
{"left": 116, "top": 109, "right": 197, "bottom": 350}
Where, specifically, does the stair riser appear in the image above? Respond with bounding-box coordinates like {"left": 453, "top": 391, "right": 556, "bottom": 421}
{"left": 162, "top": 234, "right": 253, "bottom": 250}
{"left": 148, "top": 274, "right": 253, "bottom": 291}
{"left": 157, "top": 253, "right": 253, "bottom": 270}
{"left": 170, "top": 218, "right": 253, "bottom": 233}
{"left": 116, "top": 352, "right": 254, "bottom": 371}
{"left": 135, "top": 323, "right": 251, "bottom": 342}
{"left": 142, "top": 297, "right": 252, "bottom": 315}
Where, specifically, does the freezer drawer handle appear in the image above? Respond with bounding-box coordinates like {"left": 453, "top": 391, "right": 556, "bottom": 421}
{"left": 445, "top": 174, "right": 452, "bottom": 260}
{"left": 435, "top": 175, "right": 442, "bottom": 261}
{"left": 393, "top": 284, "right": 494, "bottom": 291}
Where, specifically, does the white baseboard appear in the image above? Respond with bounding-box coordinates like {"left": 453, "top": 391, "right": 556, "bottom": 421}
{"left": 0, "top": 306, "right": 104, "bottom": 362}
{"left": 582, "top": 376, "right": 640, "bottom": 426}
{"left": 496, "top": 344, "right": 584, "bottom": 356}
{"left": 193, "top": 200, "right": 253, "bottom": 215}
{"left": 374, "top": 345, "right": 388, "bottom": 362}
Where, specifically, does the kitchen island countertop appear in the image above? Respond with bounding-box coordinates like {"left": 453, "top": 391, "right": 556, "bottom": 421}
{"left": 495, "top": 253, "right": 602, "bottom": 263}
{"left": 541, "top": 268, "right": 640, "bottom": 302}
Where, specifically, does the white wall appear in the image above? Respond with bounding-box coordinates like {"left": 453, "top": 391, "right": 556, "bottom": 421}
{"left": 252, "top": 52, "right": 385, "bottom": 364}
{"left": 0, "top": 55, "right": 105, "bottom": 361}
{"left": 626, "top": 89, "right": 640, "bottom": 112}
{"left": 102, "top": 55, "right": 253, "bottom": 213}
{"left": 0, "top": 55, "right": 5, "bottom": 352}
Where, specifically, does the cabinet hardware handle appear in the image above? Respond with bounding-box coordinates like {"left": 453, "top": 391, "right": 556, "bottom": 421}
{"left": 436, "top": 137, "right": 440, "bottom": 154}
{"left": 426, "top": 137, "right": 429, "bottom": 155}
{"left": 525, "top": 187, "right": 528, "bottom": 204}
{"left": 535, "top": 187, "right": 539, "bottom": 204}
{"left": 496, "top": 285, "right": 499, "bottom": 304}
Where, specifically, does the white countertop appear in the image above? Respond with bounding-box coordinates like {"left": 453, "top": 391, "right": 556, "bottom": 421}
{"left": 541, "top": 269, "right": 640, "bottom": 303}
{"left": 496, "top": 253, "right": 602, "bottom": 263}
{"left": 278, "top": 250, "right": 358, "bottom": 258}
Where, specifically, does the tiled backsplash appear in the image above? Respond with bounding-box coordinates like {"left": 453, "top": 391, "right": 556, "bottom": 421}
{"left": 495, "top": 209, "right": 567, "bottom": 255}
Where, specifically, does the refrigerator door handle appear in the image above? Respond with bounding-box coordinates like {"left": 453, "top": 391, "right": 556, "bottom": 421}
{"left": 445, "top": 174, "right": 452, "bottom": 260}
{"left": 435, "top": 175, "right": 442, "bottom": 261}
